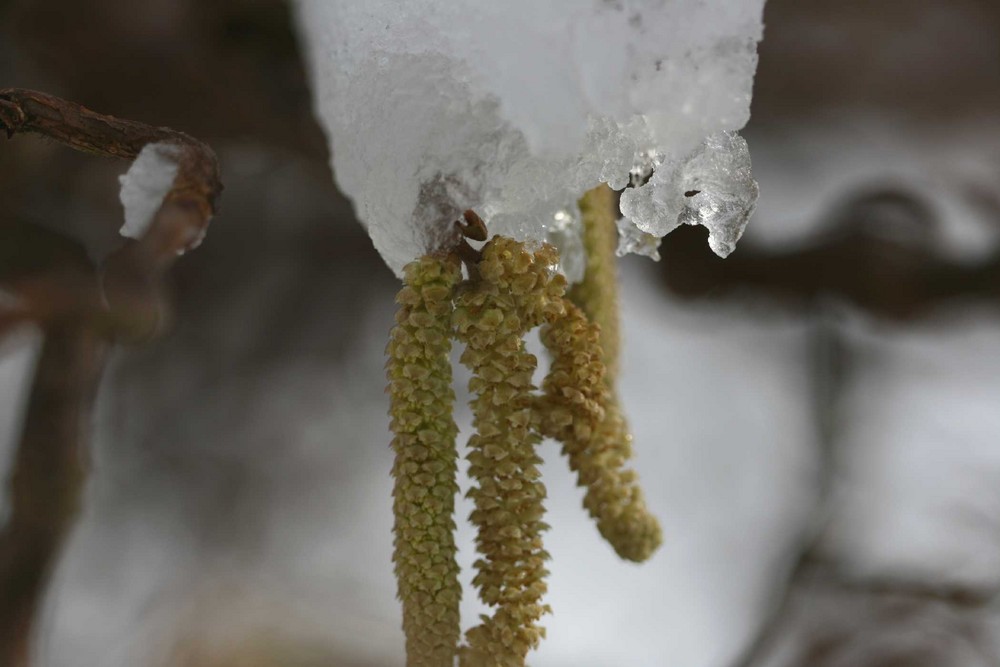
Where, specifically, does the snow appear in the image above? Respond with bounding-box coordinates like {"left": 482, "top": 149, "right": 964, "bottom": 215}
{"left": 294, "top": 0, "right": 765, "bottom": 277}
{"left": 118, "top": 142, "right": 181, "bottom": 241}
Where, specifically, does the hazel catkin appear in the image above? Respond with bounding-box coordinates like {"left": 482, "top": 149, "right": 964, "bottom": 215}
{"left": 538, "top": 301, "right": 662, "bottom": 562}
{"left": 387, "top": 254, "right": 463, "bottom": 667}
{"left": 454, "top": 237, "right": 565, "bottom": 667}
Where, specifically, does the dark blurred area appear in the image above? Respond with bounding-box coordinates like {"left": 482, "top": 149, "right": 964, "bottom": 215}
{"left": 2, "top": 1, "right": 1000, "bottom": 666}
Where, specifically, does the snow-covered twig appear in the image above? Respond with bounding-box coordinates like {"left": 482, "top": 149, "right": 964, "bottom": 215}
{"left": 0, "top": 88, "right": 224, "bottom": 665}
{"left": 0, "top": 87, "right": 223, "bottom": 340}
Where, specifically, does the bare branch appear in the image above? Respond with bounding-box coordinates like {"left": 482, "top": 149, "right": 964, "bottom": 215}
{"left": 0, "top": 89, "right": 225, "bottom": 664}
{"left": 0, "top": 325, "right": 106, "bottom": 666}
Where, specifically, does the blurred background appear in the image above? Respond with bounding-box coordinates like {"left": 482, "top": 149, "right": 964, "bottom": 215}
{"left": 2, "top": 1, "right": 1000, "bottom": 665}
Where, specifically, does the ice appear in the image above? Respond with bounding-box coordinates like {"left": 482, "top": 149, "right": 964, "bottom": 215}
{"left": 546, "top": 208, "right": 586, "bottom": 283}
{"left": 615, "top": 218, "right": 662, "bottom": 260}
{"left": 620, "top": 131, "right": 759, "bottom": 258}
{"left": 294, "top": 0, "right": 765, "bottom": 277}
{"left": 118, "top": 142, "right": 181, "bottom": 241}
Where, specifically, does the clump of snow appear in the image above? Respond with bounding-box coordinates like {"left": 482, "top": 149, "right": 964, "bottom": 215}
{"left": 119, "top": 142, "right": 181, "bottom": 241}
{"left": 294, "top": 0, "right": 765, "bottom": 277}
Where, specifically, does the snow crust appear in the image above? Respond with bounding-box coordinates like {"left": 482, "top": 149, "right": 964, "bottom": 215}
{"left": 295, "top": 0, "right": 765, "bottom": 277}
{"left": 119, "top": 142, "right": 181, "bottom": 241}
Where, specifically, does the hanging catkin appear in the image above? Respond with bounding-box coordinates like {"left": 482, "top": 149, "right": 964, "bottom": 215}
{"left": 543, "top": 184, "right": 662, "bottom": 562}
{"left": 539, "top": 301, "right": 662, "bottom": 562}
{"left": 387, "top": 254, "right": 463, "bottom": 667}
{"left": 387, "top": 214, "right": 660, "bottom": 666}
{"left": 570, "top": 184, "right": 622, "bottom": 382}
{"left": 454, "top": 237, "right": 565, "bottom": 667}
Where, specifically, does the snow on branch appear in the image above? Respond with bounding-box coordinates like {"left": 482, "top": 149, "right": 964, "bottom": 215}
{"left": 294, "top": 0, "right": 765, "bottom": 278}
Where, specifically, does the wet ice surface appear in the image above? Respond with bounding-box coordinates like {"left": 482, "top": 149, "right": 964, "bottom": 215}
{"left": 294, "top": 0, "right": 764, "bottom": 277}
{"left": 615, "top": 217, "right": 663, "bottom": 260}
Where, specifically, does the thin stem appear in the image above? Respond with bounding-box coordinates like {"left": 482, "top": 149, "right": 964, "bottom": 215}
{"left": 0, "top": 324, "right": 107, "bottom": 666}
{"left": 1, "top": 88, "right": 212, "bottom": 164}
{"left": 570, "top": 184, "right": 621, "bottom": 383}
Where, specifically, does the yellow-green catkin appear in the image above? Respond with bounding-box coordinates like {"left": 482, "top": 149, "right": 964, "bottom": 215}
{"left": 454, "top": 237, "right": 566, "bottom": 667}
{"left": 387, "top": 254, "right": 463, "bottom": 667}
{"left": 570, "top": 184, "right": 621, "bottom": 382}
{"left": 539, "top": 302, "right": 662, "bottom": 562}
{"left": 544, "top": 184, "right": 663, "bottom": 562}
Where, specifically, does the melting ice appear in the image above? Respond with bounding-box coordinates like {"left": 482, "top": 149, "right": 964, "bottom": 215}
{"left": 294, "top": 0, "right": 765, "bottom": 277}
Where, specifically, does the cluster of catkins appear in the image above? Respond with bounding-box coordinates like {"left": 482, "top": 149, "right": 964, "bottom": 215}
{"left": 386, "top": 187, "right": 661, "bottom": 667}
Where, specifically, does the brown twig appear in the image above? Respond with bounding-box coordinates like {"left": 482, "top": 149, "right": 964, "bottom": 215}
{"left": 452, "top": 209, "right": 487, "bottom": 280}
{"left": 1, "top": 88, "right": 211, "bottom": 163}
{"left": 0, "top": 324, "right": 106, "bottom": 666}
{"left": 458, "top": 209, "right": 488, "bottom": 242}
{"left": 0, "top": 87, "right": 223, "bottom": 340}
{"left": 0, "top": 89, "right": 223, "bottom": 664}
